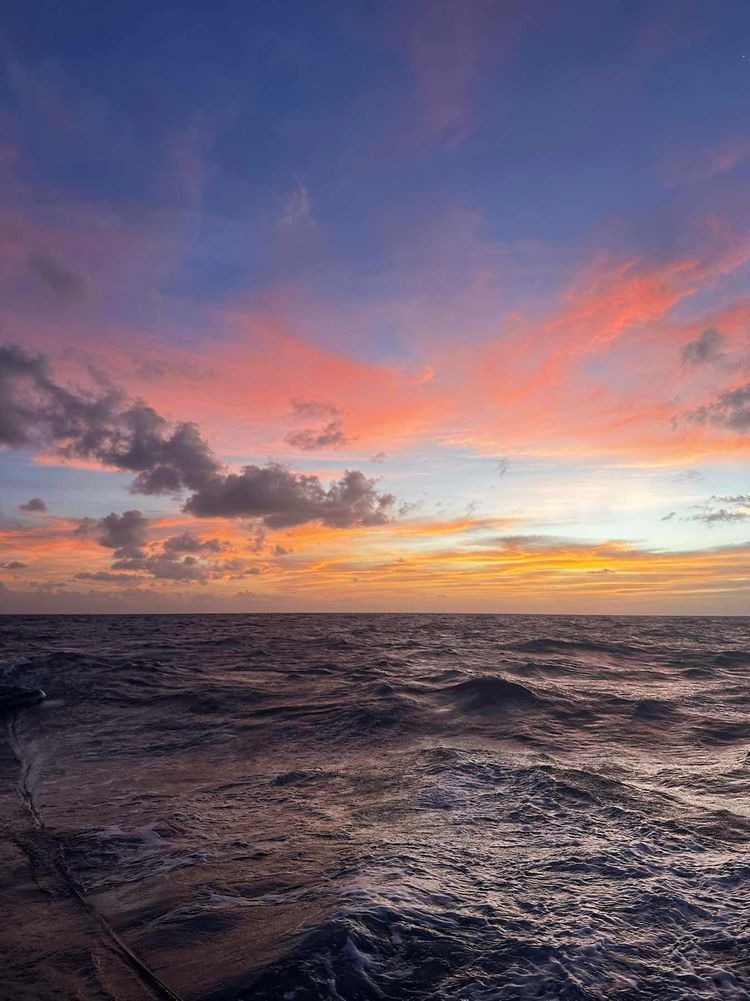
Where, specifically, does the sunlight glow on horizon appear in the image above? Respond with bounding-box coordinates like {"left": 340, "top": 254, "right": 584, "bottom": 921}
{"left": 1, "top": 0, "right": 750, "bottom": 613}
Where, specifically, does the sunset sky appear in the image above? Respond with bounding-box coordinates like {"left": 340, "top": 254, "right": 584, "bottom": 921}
{"left": 2, "top": 0, "right": 750, "bottom": 613}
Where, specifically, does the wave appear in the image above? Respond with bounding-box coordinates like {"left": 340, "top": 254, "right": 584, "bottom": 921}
{"left": 3, "top": 613, "right": 750, "bottom": 1001}
{"left": 439, "top": 675, "right": 543, "bottom": 713}
{"left": 510, "top": 637, "right": 638, "bottom": 658}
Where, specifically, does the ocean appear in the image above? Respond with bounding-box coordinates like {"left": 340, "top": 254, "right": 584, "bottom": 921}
{"left": 2, "top": 613, "right": 750, "bottom": 1000}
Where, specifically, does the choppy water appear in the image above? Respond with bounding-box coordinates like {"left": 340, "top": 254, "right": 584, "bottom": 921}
{"left": 2, "top": 614, "right": 750, "bottom": 1001}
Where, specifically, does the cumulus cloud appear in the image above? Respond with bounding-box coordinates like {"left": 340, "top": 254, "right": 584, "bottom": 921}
{"left": 681, "top": 327, "right": 725, "bottom": 365}
{"left": 28, "top": 251, "right": 88, "bottom": 302}
{"left": 1, "top": 345, "right": 397, "bottom": 530}
{"left": 0, "top": 345, "right": 220, "bottom": 492}
{"left": 162, "top": 532, "right": 224, "bottom": 554}
{"left": 685, "top": 381, "right": 750, "bottom": 432}
{"left": 76, "top": 513, "right": 215, "bottom": 582}
{"left": 19, "top": 496, "right": 47, "bottom": 512}
{"left": 285, "top": 419, "right": 350, "bottom": 451}
{"left": 83, "top": 509, "right": 149, "bottom": 558}
{"left": 185, "top": 464, "right": 396, "bottom": 528}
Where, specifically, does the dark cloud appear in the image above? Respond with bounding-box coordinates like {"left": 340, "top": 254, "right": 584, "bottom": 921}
{"left": 73, "top": 517, "right": 98, "bottom": 538}
{"left": 1, "top": 345, "right": 397, "bottom": 530}
{"left": 185, "top": 465, "right": 396, "bottom": 528}
{"left": 76, "top": 515, "right": 239, "bottom": 583}
{"left": 0, "top": 560, "right": 26, "bottom": 569}
{"left": 111, "top": 553, "right": 209, "bottom": 582}
{"left": 28, "top": 251, "right": 88, "bottom": 302}
{"left": 19, "top": 497, "right": 47, "bottom": 512}
{"left": 273, "top": 544, "right": 291, "bottom": 556}
{"left": 661, "top": 511, "right": 676, "bottom": 522}
{"left": 162, "top": 532, "right": 224, "bottom": 554}
{"left": 681, "top": 327, "right": 725, "bottom": 366}
{"left": 497, "top": 458, "right": 510, "bottom": 477}
{"left": 94, "top": 510, "right": 149, "bottom": 557}
{"left": 285, "top": 419, "right": 350, "bottom": 451}
{"left": 685, "top": 381, "right": 750, "bottom": 432}
{"left": 369, "top": 452, "right": 387, "bottom": 463}
{"left": 0, "top": 345, "right": 220, "bottom": 492}
{"left": 77, "top": 514, "right": 214, "bottom": 581}
{"left": 290, "top": 398, "right": 341, "bottom": 420}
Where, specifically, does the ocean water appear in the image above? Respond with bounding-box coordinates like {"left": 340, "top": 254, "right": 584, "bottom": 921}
{"left": 2, "top": 614, "right": 750, "bottom": 1001}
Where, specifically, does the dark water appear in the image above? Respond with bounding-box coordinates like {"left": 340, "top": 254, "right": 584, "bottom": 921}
{"left": 2, "top": 614, "right": 750, "bottom": 1001}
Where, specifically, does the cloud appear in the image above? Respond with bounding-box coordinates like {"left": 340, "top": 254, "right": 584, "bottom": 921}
{"left": 690, "top": 508, "right": 748, "bottom": 524}
{"left": 184, "top": 465, "right": 396, "bottom": 528}
{"left": 90, "top": 510, "right": 149, "bottom": 557}
{"left": 279, "top": 181, "right": 314, "bottom": 228}
{"left": 27, "top": 250, "right": 88, "bottom": 302}
{"left": 666, "top": 138, "right": 750, "bottom": 187}
{"left": 75, "top": 515, "right": 218, "bottom": 582}
{"left": 111, "top": 552, "right": 209, "bottom": 582}
{"left": 0, "top": 345, "right": 221, "bottom": 491}
{"left": 406, "top": 0, "right": 508, "bottom": 144}
{"left": 75, "top": 570, "right": 140, "bottom": 583}
{"left": 285, "top": 419, "right": 350, "bottom": 451}
{"left": 0, "top": 560, "right": 26, "bottom": 569}
{"left": 681, "top": 327, "right": 725, "bottom": 365}
{"left": 685, "top": 381, "right": 750, "bottom": 432}
{"left": 661, "top": 511, "right": 676, "bottom": 521}
{"left": 687, "top": 494, "right": 750, "bottom": 525}
{"left": 1, "top": 346, "right": 396, "bottom": 529}
{"left": 19, "top": 496, "right": 47, "bottom": 512}
{"left": 672, "top": 469, "right": 703, "bottom": 483}
{"left": 249, "top": 527, "right": 267, "bottom": 553}
{"left": 370, "top": 452, "right": 387, "bottom": 463}
{"left": 290, "top": 398, "right": 341, "bottom": 420}
{"left": 162, "top": 532, "right": 224, "bottom": 554}
{"left": 76, "top": 515, "right": 235, "bottom": 582}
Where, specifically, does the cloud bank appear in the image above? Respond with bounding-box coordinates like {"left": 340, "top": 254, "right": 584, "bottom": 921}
{"left": 0, "top": 345, "right": 396, "bottom": 529}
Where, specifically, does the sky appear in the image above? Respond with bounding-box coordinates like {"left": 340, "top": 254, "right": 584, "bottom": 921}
{"left": 1, "top": 0, "right": 750, "bottom": 614}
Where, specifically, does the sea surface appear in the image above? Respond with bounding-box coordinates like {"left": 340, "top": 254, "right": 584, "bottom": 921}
{"left": 2, "top": 614, "right": 750, "bottom": 1001}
